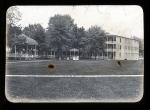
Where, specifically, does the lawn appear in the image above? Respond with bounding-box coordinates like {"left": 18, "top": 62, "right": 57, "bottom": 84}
{"left": 6, "top": 60, "right": 144, "bottom": 75}
{"left": 5, "top": 60, "right": 144, "bottom": 102}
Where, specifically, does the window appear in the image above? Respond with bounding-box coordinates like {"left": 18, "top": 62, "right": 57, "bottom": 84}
{"left": 120, "top": 45, "right": 121, "bottom": 49}
{"left": 114, "top": 52, "right": 116, "bottom": 57}
{"left": 113, "top": 37, "right": 116, "bottom": 41}
{"left": 108, "top": 37, "right": 113, "bottom": 41}
{"left": 108, "top": 44, "right": 113, "bottom": 49}
{"left": 114, "top": 44, "right": 116, "bottom": 49}
{"left": 120, "top": 38, "right": 121, "bottom": 42}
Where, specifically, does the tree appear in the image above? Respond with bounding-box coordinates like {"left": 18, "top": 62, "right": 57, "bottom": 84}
{"left": 7, "top": 25, "right": 22, "bottom": 49}
{"left": 6, "top": 6, "right": 22, "bottom": 51}
{"left": 70, "top": 25, "right": 87, "bottom": 58}
{"left": 23, "top": 24, "right": 45, "bottom": 43}
{"left": 6, "top": 6, "right": 22, "bottom": 26}
{"left": 46, "top": 14, "right": 75, "bottom": 59}
{"left": 86, "top": 26, "right": 106, "bottom": 59}
{"left": 23, "top": 24, "right": 47, "bottom": 55}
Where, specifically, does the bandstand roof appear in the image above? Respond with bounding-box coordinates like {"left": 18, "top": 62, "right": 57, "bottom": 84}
{"left": 17, "top": 34, "right": 38, "bottom": 45}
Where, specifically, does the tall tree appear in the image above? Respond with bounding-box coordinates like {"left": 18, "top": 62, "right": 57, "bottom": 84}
{"left": 7, "top": 25, "right": 22, "bottom": 49}
{"left": 6, "top": 6, "right": 22, "bottom": 49}
{"left": 70, "top": 25, "right": 87, "bottom": 57}
{"left": 23, "top": 24, "right": 47, "bottom": 55}
{"left": 6, "top": 6, "right": 22, "bottom": 26}
{"left": 86, "top": 26, "right": 106, "bottom": 59}
{"left": 23, "top": 24, "right": 45, "bottom": 43}
{"left": 46, "top": 14, "right": 74, "bottom": 59}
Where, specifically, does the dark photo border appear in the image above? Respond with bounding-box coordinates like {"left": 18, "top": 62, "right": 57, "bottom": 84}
{"left": 0, "top": 0, "right": 148, "bottom": 109}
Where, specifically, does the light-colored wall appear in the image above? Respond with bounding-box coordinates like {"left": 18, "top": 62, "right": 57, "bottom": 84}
{"left": 105, "top": 36, "right": 139, "bottom": 60}
{"left": 115, "top": 36, "right": 139, "bottom": 60}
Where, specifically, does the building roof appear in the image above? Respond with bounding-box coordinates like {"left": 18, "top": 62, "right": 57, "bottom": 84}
{"left": 105, "top": 33, "right": 139, "bottom": 41}
{"left": 17, "top": 34, "right": 38, "bottom": 45}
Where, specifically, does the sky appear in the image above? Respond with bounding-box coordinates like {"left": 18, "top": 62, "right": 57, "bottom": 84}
{"left": 13, "top": 5, "right": 143, "bottom": 39}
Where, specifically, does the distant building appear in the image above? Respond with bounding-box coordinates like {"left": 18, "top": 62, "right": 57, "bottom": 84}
{"left": 105, "top": 34, "right": 139, "bottom": 60}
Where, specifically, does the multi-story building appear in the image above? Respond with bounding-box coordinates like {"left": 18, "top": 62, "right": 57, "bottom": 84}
{"left": 105, "top": 34, "right": 139, "bottom": 60}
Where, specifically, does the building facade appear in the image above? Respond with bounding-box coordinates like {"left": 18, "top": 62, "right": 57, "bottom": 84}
{"left": 105, "top": 34, "right": 139, "bottom": 60}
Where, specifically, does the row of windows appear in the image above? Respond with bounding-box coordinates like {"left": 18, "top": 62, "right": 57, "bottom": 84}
{"left": 106, "top": 44, "right": 139, "bottom": 51}
{"left": 118, "top": 52, "right": 138, "bottom": 57}
{"left": 108, "top": 37, "right": 130, "bottom": 43}
{"left": 124, "top": 46, "right": 138, "bottom": 50}
{"left": 107, "top": 37, "right": 116, "bottom": 41}
{"left": 107, "top": 37, "right": 138, "bottom": 45}
{"left": 107, "top": 44, "right": 116, "bottom": 49}
{"left": 107, "top": 45, "right": 122, "bottom": 50}
{"left": 125, "top": 53, "right": 139, "bottom": 54}
{"left": 117, "top": 45, "right": 138, "bottom": 50}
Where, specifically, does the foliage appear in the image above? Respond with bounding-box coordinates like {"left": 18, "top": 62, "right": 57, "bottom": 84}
{"left": 6, "top": 6, "right": 22, "bottom": 49}
{"left": 7, "top": 24, "right": 22, "bottom": 48}
{"left": 23, "top": 24, "right": 46, "bottom": 43}
{"left": 86, "top": 26, "right": 106, "bottom": 58}
{"left": 22, "top": 24, "right": 47, "bottom": 55}
{"left": 6, "top": 6, "right": 22, "bottom": 26}
{"left": 46, "top": 14, "right": 75, "bottom": 58}
{"left": 7, "top": 14, "right": 108, "bottom": 59}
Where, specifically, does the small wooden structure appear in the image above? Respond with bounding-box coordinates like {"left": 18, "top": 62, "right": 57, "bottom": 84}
{"left": 69, "top": 48, "right": 79, "bottom": 60}
{"left": 13, "top": 34, "right": 38, "bottom": 60}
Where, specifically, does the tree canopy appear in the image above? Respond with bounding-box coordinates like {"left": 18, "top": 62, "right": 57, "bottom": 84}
{"left": 7, "top": 14, "right": 108, "bottom": 59}
{"left": 6, "top": 6, "right": 22, "bottom": 26}
{"left": 6, "top": 6, "right": 22, "bottom": 49}
{"left": 22, "top": 24, "right": 47, "bottom": 55}
{"left": 46, "top": 14, "right": 75, "bottom": 58}
{"left": 86, "top": 26, "right": 106, "bottom": 57}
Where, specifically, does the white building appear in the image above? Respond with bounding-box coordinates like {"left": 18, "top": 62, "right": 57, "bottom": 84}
{"left": 105, "top": 34, "right": 139, "bottom": 60}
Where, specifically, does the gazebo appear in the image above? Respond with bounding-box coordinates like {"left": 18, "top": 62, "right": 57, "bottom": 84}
{"left": 69, "top": 48, "right": 79, "bottom": 60}
{"left": 14, "top": 34, "right": 38, "bottom": 60}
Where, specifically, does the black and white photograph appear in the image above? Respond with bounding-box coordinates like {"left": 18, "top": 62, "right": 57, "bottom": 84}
{"left": 5, "top": 5, "right": 144, "bottom": 102}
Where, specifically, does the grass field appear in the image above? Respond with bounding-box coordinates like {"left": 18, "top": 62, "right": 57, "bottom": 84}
{"left": 6, "top": 60, "right": 143, "bottom": 75}
{"left": 5, "top": 60, "right": 144, "bottom": 102}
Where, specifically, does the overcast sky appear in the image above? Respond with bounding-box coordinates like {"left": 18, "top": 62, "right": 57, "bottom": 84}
{"left": 15, "top": 5, "right": 143, "bottom": 39}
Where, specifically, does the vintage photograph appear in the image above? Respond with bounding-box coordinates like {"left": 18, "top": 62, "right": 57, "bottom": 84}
{"left": 5, "top": 5, "right": 144, "bottom": 102}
